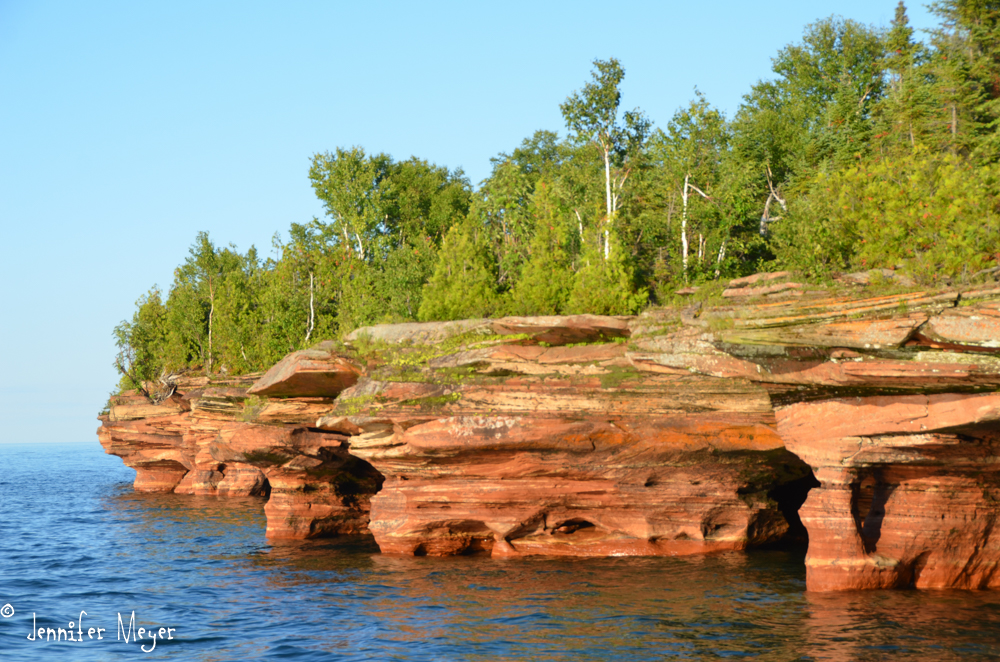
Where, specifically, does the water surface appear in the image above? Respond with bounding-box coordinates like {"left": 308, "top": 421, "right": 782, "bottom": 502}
{"left": 2, "top": 443, "right": 1000, "bottom": 660}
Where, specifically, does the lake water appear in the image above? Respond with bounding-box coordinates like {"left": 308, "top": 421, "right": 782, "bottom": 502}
{"left": 3, "top": 443, "right": 1000, "bottom": 660}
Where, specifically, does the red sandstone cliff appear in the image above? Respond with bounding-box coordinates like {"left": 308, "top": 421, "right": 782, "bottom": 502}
{"left": 98, "top": 274, "right": 1000, "bottom": 591}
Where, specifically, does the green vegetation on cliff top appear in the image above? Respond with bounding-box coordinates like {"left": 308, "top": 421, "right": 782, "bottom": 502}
{"left": 113, "top": 2, "right": 1000, "bottom": 391}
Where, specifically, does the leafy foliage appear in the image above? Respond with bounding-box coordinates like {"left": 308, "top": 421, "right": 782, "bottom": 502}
{"left": 113, "top": 3, "right": 1000, "bottom": 392}
{"left": 774, "top": 150, "right": 1000, "bottom": 282}
{"left": 418, "top": 221, "right": 498, "bottom": 321}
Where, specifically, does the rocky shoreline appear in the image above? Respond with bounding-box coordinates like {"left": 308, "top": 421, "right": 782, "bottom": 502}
{"left": 99, "top": 275, "right": 1000, "bottom": 591}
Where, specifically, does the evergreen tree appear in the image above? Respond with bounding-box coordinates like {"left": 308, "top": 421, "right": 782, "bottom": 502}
{"left": 503, "top": 182, "right": 574, "bottom": 315}
{"left": 113, "top": 287, "right": 168, "bottom": 391}
{"left": 927, "top": 0, "right": 1000, "bottom": 160}
{"left": 567, "top": 229, "right": 647, "bottom": 315}
{"left": 877, "top": 2, "right": 934, "bottom": 152}
{"left": 418, "top": 221, "right": 498, "bottom": 321}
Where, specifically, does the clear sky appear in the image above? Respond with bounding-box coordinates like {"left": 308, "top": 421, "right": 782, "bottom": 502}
{"left": 0, "top": 0, "right": 937, "bottom": 443}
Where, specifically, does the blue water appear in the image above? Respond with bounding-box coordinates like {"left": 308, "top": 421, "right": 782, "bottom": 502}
{"left": 3, "top": 443, "right": 1000, "bottom": 660}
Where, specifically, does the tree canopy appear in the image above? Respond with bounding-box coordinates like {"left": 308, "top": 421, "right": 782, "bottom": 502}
{"left": 113, "top": 3, "right": 1000, "bottom": 392}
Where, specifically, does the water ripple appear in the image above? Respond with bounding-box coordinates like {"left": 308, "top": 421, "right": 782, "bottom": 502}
{"left": 3, "top": 443, "right": 1000, "bottom": 660}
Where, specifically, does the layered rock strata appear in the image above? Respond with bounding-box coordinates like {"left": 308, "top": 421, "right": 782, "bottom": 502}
{"left": 98, "top": 368, "right": 382, "bottom": 539}
{"left": 99, "top": 280, "right": 1000, "bottom": 591}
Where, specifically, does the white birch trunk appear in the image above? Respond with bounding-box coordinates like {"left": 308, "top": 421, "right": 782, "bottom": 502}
{"left": 304, "top": 271, "right": 315, "bottom": 344}
{"left": 681, "top": 174, "right": 690, "bottom": 277}
{"left": 603, "top": 148, "right": 612, "bottom": 261}
{"left": 207, "top": 278, "right": 214, "bottom": 374}
{"left": 714, "top": 237, "right": 727, "bottom": 278}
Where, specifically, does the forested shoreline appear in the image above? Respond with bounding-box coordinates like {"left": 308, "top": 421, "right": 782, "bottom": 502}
{"left": 114, "top": 1, "right": 1000, "bottom": 391}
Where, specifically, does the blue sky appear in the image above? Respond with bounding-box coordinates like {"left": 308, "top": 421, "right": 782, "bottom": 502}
{"left": 0, "top": 0, "right": 937, "bottom": 443}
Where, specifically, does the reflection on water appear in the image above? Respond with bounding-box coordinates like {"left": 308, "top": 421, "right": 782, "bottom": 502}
{"left": 2, "top": 443, "right": 1000, "bottom": 661}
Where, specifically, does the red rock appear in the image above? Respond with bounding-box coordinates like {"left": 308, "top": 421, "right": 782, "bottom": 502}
{"left": 925, "top": 302, "right": 1000, "bottom": 349}
{"left": 349, "top": 375, "right": 811, "bottom": 557}
{"left": 728, "top": 271, "right": 791, "bottom": 287}
{"left": 721, "top": 315, "right": 929, "bottom": 350}
{"left": 255, "top": 398, "right": 338, "bottom": 425}
{"left": 777, "top": 393, "right": 1000, "bottom": 591}
{"left": 491, "top": 315, "right": 631, "bottom": 345}
{"left": 99, "top": 294, "right": 1000, "bottom": 590}
{"left": 491, "top": 343, "right": 626, "bottom": 364}
{"left": 315, "top": 415, "right": 363, "bottom": 435}
{"left": 835, "top": 268, "right": 916, "bottom": 287}
{"left": 98, "top": 399, "right": 382, "bottom": 539}
{"left": 248, "top": 349, "right": 361, "bottom": 398}
{"left": 722, "top": 282, "right": 802, "bottom": 298}
{"left": 109, "top": 401, "right": 186, "bottom": 422}
{"left": 346, "top": 319, "right": 489, "bottom": 345}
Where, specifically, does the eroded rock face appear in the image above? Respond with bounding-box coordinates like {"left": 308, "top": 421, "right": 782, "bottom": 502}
{"left": 98, "top": 384, "right": 382, "bottom": 539}
{"left": 630, "top": 289, "right": 1000, "bottom": 589}
{"left": 247, "top": 343, "right": 361, "bottom": 397}
{"left": 778, "top": 394, "right": 1000, "bottom": 590}
{"left": 336, "top": 314, "right": 815, "bottom": 557}
{"left": 99, "top": 288, "right": 1000, "bottom": 590}
{"left": 350, "top": 395, "right": 811, "bottom": 558}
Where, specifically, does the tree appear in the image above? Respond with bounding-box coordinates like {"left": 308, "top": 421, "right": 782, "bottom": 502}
{"left": 772, "top": 149, "right": 1000, "bottom": 281}
{"left": 561, "top": 58, "right": 651, "bottom": 260}
{"left": 732, "top": 17, "right": 887, "bottom": 181}
{"left": 503, "top": 181, "right": 574, "bottom": 315}
{"left": 475, "top": 156, "right": 535, "bottom": 289}
{"left": 876, "top": 2, "right": 933, "bottom": 152}
{"left": 418, "top": 221, "right": 498, "bottom": 321}
{"left": 384, "top": 157, "right": 471, "bottom": 246}
{"left": 309, "top": 147, "right": 392, "bottom": 261}
{"left": 567, "top": 227, "right": 648, "bottom": 315}
{"left": 925, "top": 0, "right": 1000, "bottom": 159}
{"left": 113, "top": 287, "right": 167, "bottom": 396}
{"left": 648, "top": 93, "right": 729, "bottom": 279}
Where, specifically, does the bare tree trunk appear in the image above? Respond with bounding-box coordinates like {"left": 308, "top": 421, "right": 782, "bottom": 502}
{"left": 759, "top": 167, "right": 787, "bottom": 236}
{"left": 574, "top": 209, "right": 583, "bottom": 241}
{"left": 681, "top": 174, "right": 711, "bottom": 279}
{"left": 681, "top": 174, "right": 690, "bottom": 277}
{"left": 603, "top": 148, "right": 612, "bottom": 261}
{"left": 207, "top": 277, "right": 214, "bottom": 374}
{"left": 697, "top": 234, "right": 705, "bottom": 264}
{"left": 304, "top": 271, "right": 315, "bottom": 344}
{"left": 714, "top": 238, "right": 727, "bottom": 279}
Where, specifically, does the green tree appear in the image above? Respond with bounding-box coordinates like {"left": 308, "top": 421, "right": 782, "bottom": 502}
{"left": 418, "top": 221, "right": 498, "bottom": 321}
{"left": 876, "top": 2, "right": 934, "bottom": 152}
{"left": 561, "top": 58, "right": 651, "bottom": 260}
{"left": 503, "top": 181, "right": 574, "bottom": 315}
{"left": 113, "top": 287, "right": 168, "bottom": 394}
{"left": 567, "top": 227, "right": 647, "bottom": 315}
{"left": 309, "top": 147, "right": 392, "bottom": 261}
{"left": 773, "top": 149, "right": 1000, "bottom": 281}
{"left": 924, "top": 0, "right": 1000, "bottom": 159}
{"left": 648, "top": 93, "right": 730, "bottom": 279}
{"left": 732, "top": 17, "right": 887, "bottom": 182}
{"left": 384, "top": 157, "right": 471, "bottom": 245}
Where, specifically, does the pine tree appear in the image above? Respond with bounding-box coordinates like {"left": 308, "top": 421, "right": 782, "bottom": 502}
{"left": 504, "top": 182, "right": 574, "bottom": 315}
{"left": 878, "top": 2, "right": 933, "bottom": 152}
{"left": 566, "top": 229, "right": 648, "bottom": 315}
{"left": 925, "top": 0, "right": 1000, "bottom": 158}
{"left": 418, "top": 221, "right": 498, "bottom": 321}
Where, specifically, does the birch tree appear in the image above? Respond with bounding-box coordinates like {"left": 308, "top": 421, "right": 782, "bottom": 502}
{"left": 560, "top": 58, "right": 651, "bottom": 260}
{"left": 309, "top": 147, "right": 392, "bottom": 261}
